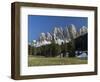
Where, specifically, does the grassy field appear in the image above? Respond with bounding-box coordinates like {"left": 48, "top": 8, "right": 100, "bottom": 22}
{"left": 28, "top": 55, "right": 87, "bottom": 66}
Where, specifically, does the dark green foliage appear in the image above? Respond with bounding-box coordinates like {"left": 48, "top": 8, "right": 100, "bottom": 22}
{"left": 28, "top": 42, "right": 75, "bottom": 57}
{"left": 50, "top": 42, "right": 61, "bottom": 57}
{"left": 67, "top": 41, "right": 75, "bottom": 57}
{"left": 61, "top": 43, "right": 67, "bottom": 57}
{"left": 28, "top": 45, "right": 32, "bottom": 55}
{"left": 28, "top": 33, "right": 87, "bottom": 57}
{"left": 75, "top": 33, "right": 87, "bottom": 51}
{"left": 28, "top": 42, "right": 61, "bottom": 57}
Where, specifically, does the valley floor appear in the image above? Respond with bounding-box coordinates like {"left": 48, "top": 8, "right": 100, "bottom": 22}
{"left": 28, "top": 55, "right": 87, "bottom": 66}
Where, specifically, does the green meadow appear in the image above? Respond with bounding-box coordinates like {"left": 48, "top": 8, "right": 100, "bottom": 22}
{"left": 28, "top": 55, "right": 87, "bottom": 66}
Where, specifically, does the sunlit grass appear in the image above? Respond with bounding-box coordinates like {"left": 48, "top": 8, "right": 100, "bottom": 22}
{"left": 28, "top": 55, "right": 87, "bottom": 66}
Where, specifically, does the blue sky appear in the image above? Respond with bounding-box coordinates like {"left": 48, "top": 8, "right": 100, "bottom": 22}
{"left": 28, "top": 15, "right": 88, "bottom": 42}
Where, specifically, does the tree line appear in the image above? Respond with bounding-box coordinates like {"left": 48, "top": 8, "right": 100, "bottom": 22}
{"left": 28, "top": 41, "right": 76, "bottom": 57}
{"left": 28, "top": 33, "right": 87, "bottom": 57}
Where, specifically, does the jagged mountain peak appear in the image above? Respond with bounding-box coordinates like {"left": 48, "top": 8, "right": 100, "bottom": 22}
{"left": 39, "top": 32, "right": 46, "bottom": 41}
{"left": 80, "top": 26, "right": 87, "bottom": 35}
{"left": 32, "top": 24, "right": 88, "bottom": 47}
{"left": 46, "top": 32, "right": 52, "bottom": 41}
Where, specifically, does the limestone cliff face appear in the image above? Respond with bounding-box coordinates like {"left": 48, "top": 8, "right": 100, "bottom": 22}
{"left": 32, "top": 24, "right": 88, "bottom": 47}
{"left": 79, "top": 26, "right": 88, "bottom": 36}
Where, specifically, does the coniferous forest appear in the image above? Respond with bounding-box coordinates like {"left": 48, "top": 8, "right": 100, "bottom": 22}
{"left": 28, "top": 33, "right": 87, "bottom": 57}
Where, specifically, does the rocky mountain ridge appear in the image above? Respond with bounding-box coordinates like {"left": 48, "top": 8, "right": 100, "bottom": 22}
{"left": 31, "top": 24, "right": 87, "bottom": 47}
